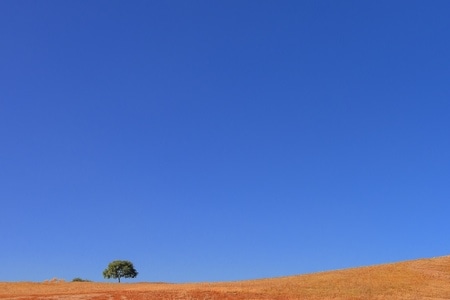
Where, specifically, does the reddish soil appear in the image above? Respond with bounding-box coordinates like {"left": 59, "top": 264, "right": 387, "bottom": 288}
{"left": 2, "top": 255, "right": 450, "bottom": 299}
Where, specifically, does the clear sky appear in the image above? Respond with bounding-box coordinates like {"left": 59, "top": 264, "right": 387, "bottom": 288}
{"left": 1, "top": 1, "right": 449, "bottom": 283}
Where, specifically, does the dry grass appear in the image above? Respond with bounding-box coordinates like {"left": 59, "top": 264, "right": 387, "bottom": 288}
{"left": 2, "top": 255, "right": 450, "bottom": 299}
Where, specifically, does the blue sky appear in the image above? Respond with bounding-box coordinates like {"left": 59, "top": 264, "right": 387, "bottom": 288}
{"left": 1, "top": 1, "right": 449, "bottom": 283}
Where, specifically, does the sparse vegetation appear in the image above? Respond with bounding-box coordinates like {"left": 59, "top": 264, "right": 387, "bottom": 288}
{"left": 43, "top": 278, "right": 65, "bottom": 283}
{"left": 72, "top": 277, "right": 92, "bottom": 282}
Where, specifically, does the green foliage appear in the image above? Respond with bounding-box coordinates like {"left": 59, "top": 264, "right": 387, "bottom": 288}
{"left": 103, "top": 260, "right": 138, "bottom": 283}
{"left": 72, "top": 277, "right": 92, "bottom": 282}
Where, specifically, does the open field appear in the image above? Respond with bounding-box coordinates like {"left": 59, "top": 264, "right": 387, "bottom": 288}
{"left": 2, "top": 255, "right": 450, "bottom": 300}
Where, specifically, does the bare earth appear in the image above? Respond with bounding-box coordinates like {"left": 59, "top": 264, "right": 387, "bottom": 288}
{"left": 2, "top": 255, "right": 450, "bottom": 300}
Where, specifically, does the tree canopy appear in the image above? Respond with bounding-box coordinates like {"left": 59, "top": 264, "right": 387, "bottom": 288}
{"left": 103, "top": 260, "right": 138, "bottom": 283}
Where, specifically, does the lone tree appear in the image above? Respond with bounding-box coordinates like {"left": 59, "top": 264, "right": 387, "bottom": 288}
{"left": 103, "top": 260, "right": 138, "bottom": 283}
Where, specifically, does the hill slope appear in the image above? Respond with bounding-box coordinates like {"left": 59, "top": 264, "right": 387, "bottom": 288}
{"left": 2, "top": 255, "right": 450, "bottom": 299}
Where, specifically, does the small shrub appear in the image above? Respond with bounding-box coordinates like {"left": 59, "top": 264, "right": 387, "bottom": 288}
{"left": 72, "top": 277, "right": 92, "bottom": 282}
{"left": 44, "top": 278, "right": 65, "bottom": 283}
